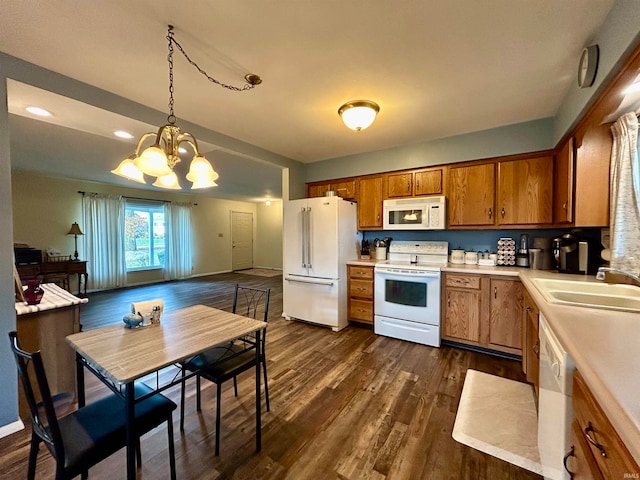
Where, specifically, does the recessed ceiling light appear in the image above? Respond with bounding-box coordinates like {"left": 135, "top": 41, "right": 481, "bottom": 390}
{"left": 25, "top": 106, "right": 52, "bottom": 117}
{"left": 114, "top": 130, "right": 134, "bottom": 139}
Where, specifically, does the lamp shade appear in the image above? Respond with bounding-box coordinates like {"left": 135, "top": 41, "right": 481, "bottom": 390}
{"left": 152, "top": 171, "right": 182, "bottom": 189}
{"left": 135, "top": 145, "right": 172, "bottom": 177}
{"left": 111, "top": 157, "right": 146, "bottom": 183}
{"left": 186, "top": 155, "right": 219, "bottom": 183}
{"left": 338, "top": 100, "right": 380, "bottom": 131}
{"left": 67, "top": 222, "right": 84, "bottom": 236}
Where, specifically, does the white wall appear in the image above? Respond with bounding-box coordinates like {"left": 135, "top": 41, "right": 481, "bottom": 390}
{"left": 255, "top": 200, "right": 283, "bottom": 269}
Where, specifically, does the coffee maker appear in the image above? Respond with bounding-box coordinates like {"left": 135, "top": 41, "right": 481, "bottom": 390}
{"left": 552, "top": 231, "right": 589, "bottom": 274}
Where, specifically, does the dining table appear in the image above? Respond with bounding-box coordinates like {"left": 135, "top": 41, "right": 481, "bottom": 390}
{"left": 66, "top": 304, "right": 267, "bottom": 480}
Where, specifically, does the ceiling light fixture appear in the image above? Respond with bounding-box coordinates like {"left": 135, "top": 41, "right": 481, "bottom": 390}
{"left": 114, "top": 130, "right": 134, "bottom": 139}
{"left": 338, "top": 100, "right": 380, "bottom": 131}
{"left": 111, "top": 25, "right": 262, "bottom": 189}
{"left": 25, "top": 106, "right": 52, "bottom": 117}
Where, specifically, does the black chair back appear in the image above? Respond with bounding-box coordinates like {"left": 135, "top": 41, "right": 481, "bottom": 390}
{"left": 9, "top": 331, "right": 65, "bottom": 461}
{"left": 232, "top": 284, "right": 270, "bottom": 350}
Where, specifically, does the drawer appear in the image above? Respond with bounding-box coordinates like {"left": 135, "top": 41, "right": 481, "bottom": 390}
{"left": 445, "top": 274, "right": 481, "bottom": 289}
{"left": 350, "top": 299, "right": 373, "bottom": 323}
{"left": 350, "top": 279, "right": 373, "bottom": 299}
{"left": 573, "top": 372, "right": 639, "bottom": 479}
{"left": 349, "top": 265, "right": 373, "bottom": 280}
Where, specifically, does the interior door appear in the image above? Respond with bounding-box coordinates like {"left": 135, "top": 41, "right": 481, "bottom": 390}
{"left": 231, "top": 211, "right": 253, "bottom": 271}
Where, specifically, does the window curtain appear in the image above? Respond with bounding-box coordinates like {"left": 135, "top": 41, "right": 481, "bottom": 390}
{"left": 82, "top": 193, "right": 127, "bottom": 290}
{"left": 609, "top": 111, "right": 640, "bottom": 273}
{"left": 164, "top": 202, "right": 193, "bottom": 280}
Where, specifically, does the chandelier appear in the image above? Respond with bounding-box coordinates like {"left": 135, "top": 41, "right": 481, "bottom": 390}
{"left": 112, "top": 25, "right": 262, "bottom": 189}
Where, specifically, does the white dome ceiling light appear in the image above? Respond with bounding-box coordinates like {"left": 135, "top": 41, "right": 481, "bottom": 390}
{"left": 338, "top": 100, "right": 380, "bottom": 131}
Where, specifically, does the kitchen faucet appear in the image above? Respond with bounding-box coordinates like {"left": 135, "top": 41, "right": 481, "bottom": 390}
{"left": 596, "top": 266, "right": 640, "bottom": 287}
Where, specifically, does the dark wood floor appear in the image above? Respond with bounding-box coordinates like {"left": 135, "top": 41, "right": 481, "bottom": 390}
{"left": 1, "top": 272, "right": 541, "bottom": 479}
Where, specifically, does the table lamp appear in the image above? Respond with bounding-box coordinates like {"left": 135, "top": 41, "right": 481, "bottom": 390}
{"left": 67, "top": 222, "right": 84, "bottom": 260}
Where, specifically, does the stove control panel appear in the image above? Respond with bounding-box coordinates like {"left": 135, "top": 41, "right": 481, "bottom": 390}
{"left": 388, "top": 241, "right": 449, "bottom": 256}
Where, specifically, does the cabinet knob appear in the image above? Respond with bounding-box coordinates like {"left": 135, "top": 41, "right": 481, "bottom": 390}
{"left": 447, "top": 294, "right": 451, "bottom": 307}
{"left": 533, "top": 340, "right": 540, "bottom": 357}
{"left": 494, "top": 286, "right": 497, "bottom": 299}
{"left": 416, "top": 180, "right": 420, "bottom": 190}
{"left": 407, "top": 181, "right": 411, "bottom": 192}
{"left": 501, "top": 207, "right": 506, "bottom": 218}
{"left": 488, "top": 208, "right": 493, "bottom": 219}
{"left": 562, "top": 202, "right": 567, "bottom": 210}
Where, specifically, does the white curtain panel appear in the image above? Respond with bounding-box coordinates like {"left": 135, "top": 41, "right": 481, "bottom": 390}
{"left": 82, "top": 193, "right": 127, "bottom": 290}
{"left": 609, "top": 112, "right": 640, "bottom": 273}
{"left": 164, "top": 202, "right": 193, "bottom": 280}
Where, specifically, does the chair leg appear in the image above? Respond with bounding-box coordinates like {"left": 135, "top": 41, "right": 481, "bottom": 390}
{"left": 196, "top": 375, "right": 202, "bottom": 412}
{"left": 27, "top": 433, "right": 39, "bottom": 480}
{"left": 215, "top": 383, "right": 221, "bottom": 456}
{"left": 167, "top": 414, "right": 177, "bottom": 480}
{"left": 262, "top": 358, "right": 270, "bottom": 412}
{"left": 233, "top": 376, "right": 238, "bottom": 397}
{"left": 180, "top": 368, "right": 186, "bottom": 431}
{"left": 136, "top": 439, "right": 142, "bottom": 467}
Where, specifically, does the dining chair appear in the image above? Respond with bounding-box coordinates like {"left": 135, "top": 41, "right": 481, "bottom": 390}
{"left": 9, "top": 331, "right": 177, "bottom": 480}
{"left": 179, "top": 284, "right": 270, "bottom": 455}
{"left": 39, "top": 254, "right": 71, "bottom": 291}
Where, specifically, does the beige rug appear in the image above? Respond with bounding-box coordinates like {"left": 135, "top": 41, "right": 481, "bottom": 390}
{"left": 452, "top": 369, "right": 542, "bottom": 475}
{"left": 235, "top": 268, "right": 282, "bottom": 277}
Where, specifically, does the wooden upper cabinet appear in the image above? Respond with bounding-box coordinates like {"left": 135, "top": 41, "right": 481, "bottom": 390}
{"left": 414, "top": 168, "right": 443, "bottom": 196}
{"left": 331, "top": 179, "right": 357, "bottom": 200}
{"left": 307, "top": 182, "right": 332, "bottom": 198}
{"left": 574, "top": 124, "right": 612, "bottom": 227}
{"left": 357, "top": 175, "right": 383, "bottom": 229}
{"left": 497, "top": 155, "right": 553, "bottom": 225}
{"left": 554, "top": 137, "right": 575, "bottom": 224}
{"left": 384, "top": 168, "right": 443, "bottom": 198}
{"left": 448, "top": 163, "right": 496, "bottom": 226}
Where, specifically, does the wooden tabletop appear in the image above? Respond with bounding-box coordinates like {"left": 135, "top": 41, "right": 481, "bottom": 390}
{"left": 66, "top": 304, "right": 267, "bottom": 385}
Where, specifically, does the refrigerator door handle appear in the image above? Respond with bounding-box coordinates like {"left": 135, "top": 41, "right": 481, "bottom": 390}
{"left": 301, "top": 207, "right": 307, "bottom": 268}
{"left": 284, "top": 276, "right": 334, "bottom": 286}
{"left": 306, "top": 207, "right": 312, "bottom": 269}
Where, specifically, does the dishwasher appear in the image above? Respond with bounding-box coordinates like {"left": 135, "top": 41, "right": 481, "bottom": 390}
{"left": 537, "top": 313, "right": 575, "bottom": 480}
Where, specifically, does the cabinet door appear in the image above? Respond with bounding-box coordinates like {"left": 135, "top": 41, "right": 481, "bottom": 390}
{"left": 307, "top": 182, "right": 332, "bottom": 198}
{"left": 331, "top": 179, "right": 357, "bottom": 200}
{"left": 358, "top": 176, "right": 383, "bottom": 229}
{"left": 414, "top": 168, "right": 443, "bottom": 196}
{"left": 497, "top": 156, "right": 553, "bottom": 225}
{"left": 574, "top": 124, "right": 612, "bottom": 227}
{"left": 444, "top": 288, "right": 482, "bottom": 342}
{"left": 489, "top": 279, "right": 523, "bottom": 352}
{"left": 554, "top": 137, "right": 575, "bottom": 224}
{"left": 386, "top": 172, "right": 413, "bottom": 198}
{"left": 448, "top": 163, "right": 495, "bottom": 226}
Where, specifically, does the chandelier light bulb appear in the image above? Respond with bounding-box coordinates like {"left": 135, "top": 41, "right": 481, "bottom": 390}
{"left": 152, "top": 171, "right": 181, "bottom": 189}
{"left": 338, "top": 100, "right": 380, "bottom": 131}
{"left": 135, "top": 145, "right": 172, "bottom": 177}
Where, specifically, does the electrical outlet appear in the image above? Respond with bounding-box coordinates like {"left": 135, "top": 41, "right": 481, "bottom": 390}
{"left": 218, "top": 233, "right": 224, "bottom": 237}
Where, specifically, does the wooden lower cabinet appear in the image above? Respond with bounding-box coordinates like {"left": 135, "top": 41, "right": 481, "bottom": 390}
{"left": 442, "top": 273, "right": 523, "bottom": 355}
{"left": 522, "top": 288, "right": 540, "bottom": 393}
{"left": 348, "top": 265, "right": 374, "bottom": 325}
{"left": 568, "top": 372, "right": 639, "bottom": 479}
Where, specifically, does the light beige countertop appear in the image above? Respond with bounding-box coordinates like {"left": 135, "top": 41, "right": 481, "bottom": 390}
{"left": 15, "top": 283, "right": 88, "bottom": 316}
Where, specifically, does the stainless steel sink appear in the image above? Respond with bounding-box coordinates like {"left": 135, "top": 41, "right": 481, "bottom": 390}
{"left": 532, "top": 278, "right": 640, "bottom": 313}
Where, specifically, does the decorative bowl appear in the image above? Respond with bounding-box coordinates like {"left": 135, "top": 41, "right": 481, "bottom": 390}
{"left": 122, "top": 313, "right": 143, "bottom": 329}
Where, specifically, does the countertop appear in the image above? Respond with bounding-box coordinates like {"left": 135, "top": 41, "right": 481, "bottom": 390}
{"left": 15, "top": 283, "right": 88, "bottom": 315}
{"left": 346, "top": 258, "right": 640, "bottom": 463}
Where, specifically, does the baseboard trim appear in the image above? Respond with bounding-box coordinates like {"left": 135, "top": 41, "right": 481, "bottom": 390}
{"left": 0, "top": 419, "right": 25, "bottom": 439}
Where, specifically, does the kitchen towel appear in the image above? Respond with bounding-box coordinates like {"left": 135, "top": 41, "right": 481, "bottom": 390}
{"left": 452, "top": 369, "right": 542, "bottom": 475}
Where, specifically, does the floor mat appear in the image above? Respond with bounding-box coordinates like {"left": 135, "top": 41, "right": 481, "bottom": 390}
{"left": 452, "top": 369, "right": 542, "bottom": 475}
{"left": 235, "top": 268, "right": 282, "bottom": 277}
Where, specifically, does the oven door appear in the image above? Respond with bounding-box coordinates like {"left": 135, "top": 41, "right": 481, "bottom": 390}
{"left": 374, "top": 269, "right": 441, "bottom": 325}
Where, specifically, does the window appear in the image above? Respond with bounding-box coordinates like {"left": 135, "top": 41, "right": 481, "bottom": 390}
{"left": 124, "top": 201, "right": 165, "bottom": 271}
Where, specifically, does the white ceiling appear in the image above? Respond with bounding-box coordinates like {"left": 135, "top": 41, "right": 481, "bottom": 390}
{"left": 1, "top": 0, "right": 616, "bottom": 199}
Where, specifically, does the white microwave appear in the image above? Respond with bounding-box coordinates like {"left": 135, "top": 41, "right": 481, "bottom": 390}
{"left": 383, "top": 196, "right": 446, "bottom": 230}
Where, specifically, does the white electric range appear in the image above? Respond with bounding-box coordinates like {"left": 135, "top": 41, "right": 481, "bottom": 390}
{"left": 374, "top": 241, "right": 449, "bottom": 347}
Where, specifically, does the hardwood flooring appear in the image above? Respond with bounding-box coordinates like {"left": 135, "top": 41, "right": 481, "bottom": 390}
{"left": 1, "top": 272, "right": 541, "bottom": 479}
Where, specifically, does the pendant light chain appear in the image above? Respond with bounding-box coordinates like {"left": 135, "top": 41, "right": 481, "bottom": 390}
{"left": 167, "top": 28, "right": 176, "bottom": 125}
{"left": 166, "top": 25, "right": 261, "bottom": 97}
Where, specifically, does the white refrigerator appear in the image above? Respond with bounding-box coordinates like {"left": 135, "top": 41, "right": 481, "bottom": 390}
{"left": 283, "top": 196, "right": 357, "bottom": 331}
